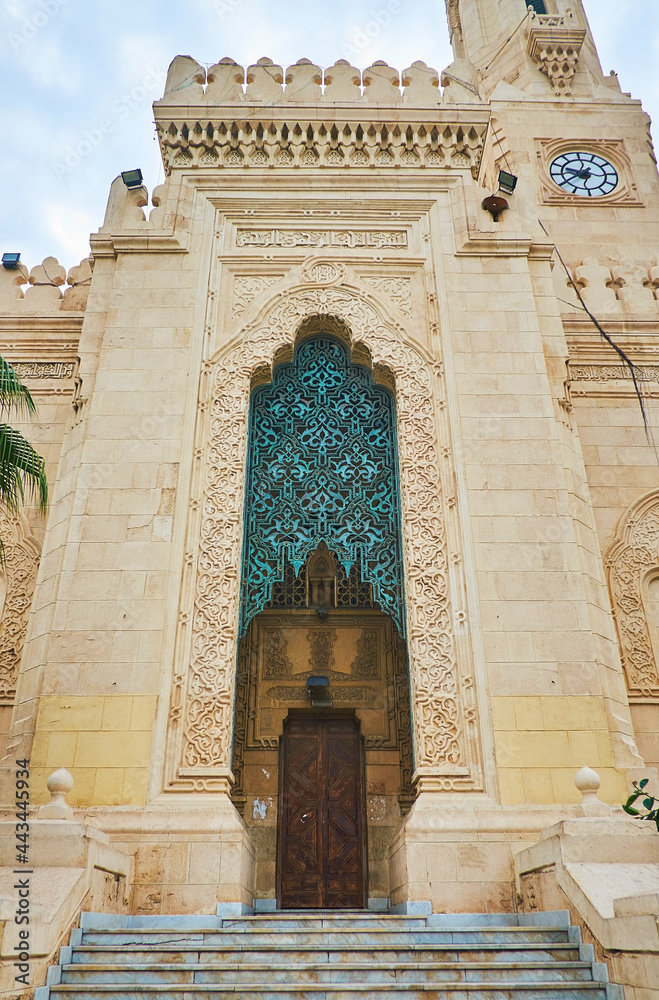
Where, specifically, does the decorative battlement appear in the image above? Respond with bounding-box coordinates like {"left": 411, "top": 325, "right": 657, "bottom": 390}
{"left": 154, "top": 56, "right": 489, "bottom": 176}
{"left": 0, "top": 256, "right": 92, "bottom": 314}
{"left": 156, "top": 56, "right": 448, "bottom": 108}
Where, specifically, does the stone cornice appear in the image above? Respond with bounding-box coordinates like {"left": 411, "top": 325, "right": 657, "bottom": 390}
{"left": 156, "top": 113, "right": 490, "bottom": 178}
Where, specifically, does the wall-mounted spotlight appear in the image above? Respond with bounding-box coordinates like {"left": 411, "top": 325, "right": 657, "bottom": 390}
{"left": 121, "top": 169, "right": 144, "bottom": 190}
{"left": 2, "top": 252, "right": 21, "bottom": 269}
{"left": 498, "top": 170, "right": 518, "bottom": 195}
{"left": 306, "top": 675, "right": 332, "bottom": 709}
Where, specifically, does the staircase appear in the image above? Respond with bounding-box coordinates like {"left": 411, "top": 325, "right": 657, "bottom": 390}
{"left": 37, "top": 910, "right": 623, "bottom": 999}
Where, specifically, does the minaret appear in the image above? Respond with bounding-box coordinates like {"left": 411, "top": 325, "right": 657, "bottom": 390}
{"left": 443, "top": 0, "right": 609, "bottom": 100}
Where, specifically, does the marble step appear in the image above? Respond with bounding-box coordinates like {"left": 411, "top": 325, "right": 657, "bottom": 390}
{"left": 60, "top": 961, "right": 596, "bottom": 985}
{"left": 71, "top": 945, "right": 583, "bottom": 965}
{"left": 80, "top": 928, "right": 572, "bottom": 948}
{"left": 47, "top": 983, "right": 612, "bottom": 1000}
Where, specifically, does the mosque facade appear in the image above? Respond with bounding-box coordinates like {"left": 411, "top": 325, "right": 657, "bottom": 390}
{"left": 1, "top": 1, "right": 659, "bottom": 991}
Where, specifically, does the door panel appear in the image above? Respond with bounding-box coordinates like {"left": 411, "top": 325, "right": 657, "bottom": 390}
{"left": 279, "top": 715, "right": 365, "bottom": 908}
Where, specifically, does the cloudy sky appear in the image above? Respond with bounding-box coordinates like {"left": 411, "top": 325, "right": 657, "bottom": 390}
{"left": 1, "top": 0, "right": 657, "bottom": 274}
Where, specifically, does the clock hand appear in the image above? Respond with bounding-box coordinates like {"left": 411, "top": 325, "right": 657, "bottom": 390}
{"left": 564, "top": 168, "right": 592, "bottom": 179}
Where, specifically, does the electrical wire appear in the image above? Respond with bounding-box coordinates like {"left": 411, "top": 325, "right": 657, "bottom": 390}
{"left": 538, "top": 219, "right": 658, "bottom": 457}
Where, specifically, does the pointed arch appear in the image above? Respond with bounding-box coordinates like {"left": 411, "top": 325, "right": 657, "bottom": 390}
{"left": 606, "top": 490, "right": 659, "bottom": 699}
{"left": 165, "top": 285, "right": 483, "bottom": 793}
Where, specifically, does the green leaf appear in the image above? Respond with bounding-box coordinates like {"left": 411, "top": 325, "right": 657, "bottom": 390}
{"left": 623, "top": 803, "right": 640, "bottom": 816}
{"left": 0, "top": 357, "right": 36, "bottom": 419}
{"left": 0, "top": 424, "right": 48, "bottom": 515}
{"left": 640, "top": 778, "right": 649, "bottom": 789}
{"left": 644, "top": 798, "right": 655, "bottom": 809}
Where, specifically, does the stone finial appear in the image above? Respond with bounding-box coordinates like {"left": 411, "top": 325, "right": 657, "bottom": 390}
{"left": 0, "top": 262, "right": 29, "bottom": 307}
{"left": 612, "top": 260, "right": 657, "bottom": 313}
{"left": 323, "top": 60, "right": 362, "bottom": 102}
{"left": 101, "top": 175, "right": 148, "bottom": 232}
{"left": 363, "top": 61, "right": 401, "bottom": 103}
{"left": 402, "top": 61, "right": 441, "bottom": 106}
{"left": 162, "top": 55, "right": 205, "bottom": 103}
{"left": 285, "top": 59, "right": 322, "bottom": 102}
{"left": 61, "top": 257, "right": 93, "bottom": 311}
{"left": 38, "top": 767, "right": 74, "bottom": 820}
{"left": 575, "top": 765, "right": 611, "bottom": 817}
{"left": 23, "top": 257, "right": 66, "bottom": 309}
{"left": 206, "top": 58, "right": 245, "bottom": 103}
{"left": 575, "top": 258, "right": 619, "bottom": 314}
{"left": 246, "top": 57, "right": 284, "bottom": 103}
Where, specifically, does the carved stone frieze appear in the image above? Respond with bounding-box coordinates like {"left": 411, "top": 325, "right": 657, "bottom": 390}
{"left": 0, "top": 511, "right": 42, "bottom": 705}
{"left": 166, "top": 285, "right": 483, "bottom": 793}
{"left": 360, "top": 277, "right": 412, "bottom": 318}
{"left": 606, "top": 491, "right": 659, "bottom": 699}
{"left": 569, "top": 364, "right": 659, "bottom": 382}
{"left": 11, "top": 361, "right": 75, "bottom": 379}
{"left": 300, "top": 259, "right": 347, "bottom": 285}
{"left": 236, "top": 229, "right": 408, "bottom": 250}
{"left": 158, "top": 120, "right": 487, "bottom": 177}
{"left": 527, "top": 23, "right": 586, "bottom": 95}
{"left": 308, "top": 629, "right": 336, "bottom": 674}
{"left": 232, "top": 275, "right": 284, "bottom": 318}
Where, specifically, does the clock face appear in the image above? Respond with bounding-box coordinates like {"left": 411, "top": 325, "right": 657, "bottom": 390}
{"left": 549, "top": 151, "right": 619, "bottom": 197}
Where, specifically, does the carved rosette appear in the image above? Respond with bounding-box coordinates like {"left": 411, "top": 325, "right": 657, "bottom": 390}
{"left": 168, "top": 286, "right": 481, "bottom": 792}
{"left": 0, "top": 511, "right": 42, "bottom": 705}
{"left": 606, "top": 490, "right": 659, "bottom": 699}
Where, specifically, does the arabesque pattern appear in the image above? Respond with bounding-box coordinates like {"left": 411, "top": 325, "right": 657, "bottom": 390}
{"left": 171, "top": 289, "right": 479, "bottom": 791}
{"left": 240, "top": 336, "right": 405, "bottom": 637}
{"left": 606, "top": 490, "right": 659, "bottom": 699}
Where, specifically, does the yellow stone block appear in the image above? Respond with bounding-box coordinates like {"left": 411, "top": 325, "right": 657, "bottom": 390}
{"left": 36, "top": 696, "right": 104, "bottom": 732}
{"left": 522, "top": 767, "right": 555, "bottom": 804}
{"left": 46, "top": 731, "right": 78, "bottom": 768}
{"left": 30, "top": 730, "right": 49, "bottom": 768}
{"left": 598, "top": 768, "right": 629, "bottom": 804}
{"left": 541, "top": 696, "right": 607, "bottom": 732}
{"left": 123, "top": 768, "right": 149, "bottom": 805}
{"left": 130, "top": 695, "right": 158, "bottom": 730}
{"left": 494, "top": 730, "right": 571, "bottom": 768}
{"left": 74, "top": 730, "right": 153, "bottom": 769}
{"left": 594, "top": 730, "right": 615, "bottom": 768}
{"left": 514, "top": 697, "right": 543, "bottom": 731}
{"left": 491, "top": 697, "right": 516, "bottom": 731}
{"left": 67, "top": 768, "right": 96, "bottom": 807}
{"left": 101, "top": 696, "right": 132, "bottom": 731}
{"left": 498, "top": 768, "right": 524, "bottom": 805}
{"left": 567, "top": 731, "right": 601, "bottom": 766}
{"left": 92, "top": 768, "right": 125, "bottom": 805}
{"left": 550, "top": 768, "right": 583, "bottom": 804}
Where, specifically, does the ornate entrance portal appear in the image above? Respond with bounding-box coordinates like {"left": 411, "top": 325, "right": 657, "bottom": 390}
{"left": 232, "top": 331, "right": 414, "bottom": 904}
{"left": 278, "top": 714, "right": 365, "bottom": 909}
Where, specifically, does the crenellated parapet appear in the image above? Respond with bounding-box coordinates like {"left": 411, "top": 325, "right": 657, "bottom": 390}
{"left": 557, "top": 257, "right": 659, "bottom": 317}
{"left": 0, "top": 256, "right": 92, "bottom": 314}
{"left": 157, "top": 56, "right": 446, "bottom": 108}
{"left": 153, "top": 55, "right": 489, "bottom": 178}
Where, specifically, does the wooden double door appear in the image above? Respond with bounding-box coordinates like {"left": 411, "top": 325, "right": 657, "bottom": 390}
{"left": 278, "top": 714, "right": 366, "bottom": 909}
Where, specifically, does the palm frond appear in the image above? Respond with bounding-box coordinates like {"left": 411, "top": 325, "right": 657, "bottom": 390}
{"left": 0, "top": 424, "right": 48, "bottom": 515}
{"left": 0, "top": 357, "right": 36, "bottom": 419}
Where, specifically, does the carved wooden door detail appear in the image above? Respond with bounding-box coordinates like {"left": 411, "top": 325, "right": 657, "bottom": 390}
{"left": 278, "top": 715, "right": 365, "bottom": 909}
